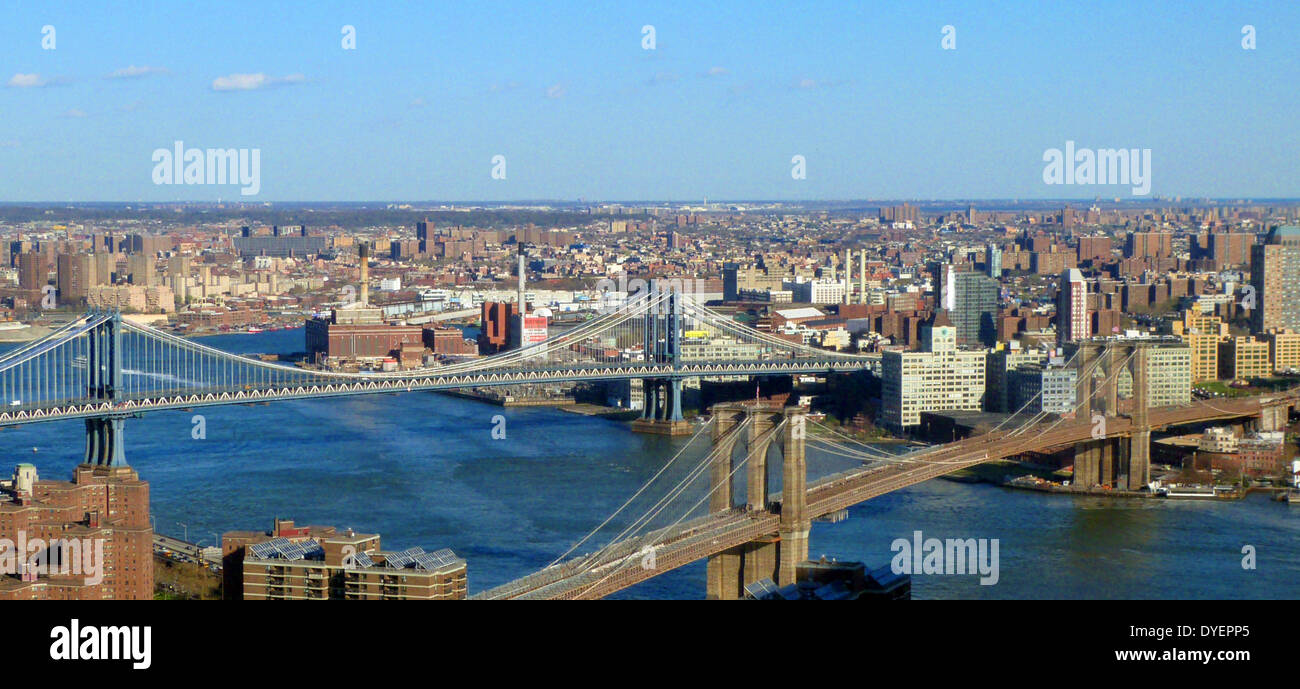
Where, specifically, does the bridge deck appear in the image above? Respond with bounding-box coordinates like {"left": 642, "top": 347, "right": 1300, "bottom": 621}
{"left": 478, "top": 394, "right": 1283, "bottom": 599}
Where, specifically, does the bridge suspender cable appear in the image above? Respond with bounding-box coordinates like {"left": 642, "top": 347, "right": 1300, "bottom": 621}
{"left": 569, "top": 418, "right": 788, "bottom": 600}
{"left": 563, "top": 419, "right": 755, "bottom": 573}
{"left": 545, "top": 415, "right": 716, "bottom": 568}
{"left": 478, "top": 418, "right": 751, "bottom": 599}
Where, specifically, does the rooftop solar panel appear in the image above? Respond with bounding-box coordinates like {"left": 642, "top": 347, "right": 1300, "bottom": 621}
{"left": 276, "top": 542, "right": 306, "bottom": 560}
{"left": 385, "top": 552, "right": 412, "bottom": 569}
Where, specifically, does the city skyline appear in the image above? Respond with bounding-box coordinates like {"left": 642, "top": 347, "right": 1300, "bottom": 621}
{"left": 2, "top": 1, "right": 1299, "bottom": 202}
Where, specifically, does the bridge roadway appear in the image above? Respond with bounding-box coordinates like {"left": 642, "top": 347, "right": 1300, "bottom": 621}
{"left": 0, "top": 358, "right": 868, "bottom": 428}
{"left": 475, "top": 393, "right": 1288, "bottom": 599}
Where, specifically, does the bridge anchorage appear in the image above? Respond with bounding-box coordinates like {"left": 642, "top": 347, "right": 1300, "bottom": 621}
{"left": 705, "top": 403, "right": 809, "bottom": 600}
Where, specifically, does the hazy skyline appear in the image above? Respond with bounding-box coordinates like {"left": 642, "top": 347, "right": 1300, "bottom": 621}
{"left": 2, "top": 1, "right": 1298, "bottom": 201}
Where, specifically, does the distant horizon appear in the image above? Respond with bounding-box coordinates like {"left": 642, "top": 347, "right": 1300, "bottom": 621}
{"left": 3, "top": 197, "right": 1300, "bottom": 208}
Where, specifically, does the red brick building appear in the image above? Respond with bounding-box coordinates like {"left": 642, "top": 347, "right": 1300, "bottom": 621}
{"left": 0, "top": 463, "right": 152, "bottom": 600}
{"left": 424, "top": 327, "right": 476, "bottom": 356}
{"left": 305, "top": 314, "right": 423, "bottom": 362}
{"left": 478, "top": 302, "right": 517, "bottom": 354}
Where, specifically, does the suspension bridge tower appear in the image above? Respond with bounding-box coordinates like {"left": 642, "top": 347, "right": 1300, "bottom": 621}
{"left": 704, "top": 402, "right": 809, "bottom": 599}
{"left": 632, "top": 289, "right": 692, "bottom": 436}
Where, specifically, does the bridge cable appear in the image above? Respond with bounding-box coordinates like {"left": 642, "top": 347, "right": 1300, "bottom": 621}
{"left": 545, "top": 415, "right": 717, "bottom": 568}
{"left": 569, "top": 418, "right": 788, "bottom": 599}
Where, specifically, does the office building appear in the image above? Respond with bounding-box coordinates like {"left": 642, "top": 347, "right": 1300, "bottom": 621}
{"left": 985, "top": 345, "right": 1048, "bottom": 412}
{"left": 1219, "top": 336, "right": 1271, "bottom": 381}
{"left": 939, "top": 266, "right": 998, "bottom": 346}
{"left": 1009, "top": 362, "right": 1078, "bottom": 416}
{"left": 1265, "top": 329, "right": 1300, "bottom": 373}
{"left": 880, "top": 311, "right": 986, "bottom": 431}
{"left": 783, "top": 277, "right": 846, "bottom": 305}
{"left": 1172, "top": 310, "right": 1228, "bottom": 382}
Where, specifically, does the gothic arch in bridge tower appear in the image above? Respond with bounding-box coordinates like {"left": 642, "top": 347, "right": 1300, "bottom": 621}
{"left": 705, "top": 402, "right": 810, "bottom": 600}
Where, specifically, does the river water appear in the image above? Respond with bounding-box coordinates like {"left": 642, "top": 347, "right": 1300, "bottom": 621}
{"left": 3, "top": 329, "right": 1297, "bottom": 599}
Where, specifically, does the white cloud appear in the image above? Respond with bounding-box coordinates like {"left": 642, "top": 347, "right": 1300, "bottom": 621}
{"left": 211, "top": 72, "right": 306, "bottom": 91}
{"left": 108, "top": 65, "right": 168, "bottom": 79}
{"left": 62, "top": 108, "right": 88, "bottom": 118}
{"left": 706, "top": 66, "right": 729, "bottom": 77}
{"left": 545, "top": 83, "right": 566, "bottom": 99}
{"left": 7, "top": 73, "right": 48, "bottom": 88}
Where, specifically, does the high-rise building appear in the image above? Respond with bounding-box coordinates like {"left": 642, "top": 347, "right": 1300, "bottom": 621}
{"left": 1057, "top": 269, "right": 1088, "bottom": 342}
{"left": 1077, "top": 236, "right": 1112, "bottom": 263}
{"left": 985, "top": 345, "right": 1047, "bottom": 412}
{"left": 880, "top": 311, "right": 987, "bottom": 431}
{"left": 939, "top": 266, "right": 998, "bottom": 347}
{"left": 478, "top": 302, "right": 517, "bottom": 354}
{"left": 127, "top": 254, "right": 156, "bottom": 286}
{"left": 0, "top": 463, "right": 153, "bottom": 600}
{"left": 17, "top": 252, "right": 44, "bottom": 296}
{"left": 56, "top": 253, "right": 97, "bottom": 305}
{"left": 986, "top": 244, "right": 1002, "bottom": 279}
{"left": 416, "top": 220, "right": 433, "bottom": 254}
{"left": 1124, "top": 231, "right": 1172, "bottom": 259}
{"left": 1250, "top": 225, "right": 1300, "bottom": 333}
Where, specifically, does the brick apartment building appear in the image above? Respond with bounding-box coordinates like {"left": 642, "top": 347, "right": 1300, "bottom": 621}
{"left": 223, "top": 519, "right": 466, "bottom": 600}
{"left": 0, "top": 463, "right": 152, "bottom": 600}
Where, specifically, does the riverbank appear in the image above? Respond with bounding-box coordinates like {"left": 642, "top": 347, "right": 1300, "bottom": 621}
{"left": 438, "top": 389, "right": 575, "bottom": 407}
{"left": 559, "top": 404, "right": 641, "bottom": 420}
{"left": 0, "top": 323, "right": 52, "bottom": 342}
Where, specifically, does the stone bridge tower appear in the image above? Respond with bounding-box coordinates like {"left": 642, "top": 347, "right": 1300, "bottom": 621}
{"left": 705, "top": 402, "right": 809, "bottom": 599}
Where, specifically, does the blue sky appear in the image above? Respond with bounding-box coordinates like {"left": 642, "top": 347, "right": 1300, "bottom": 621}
{"left": 1, "top": 0, "right": 1298, "bottom": 202}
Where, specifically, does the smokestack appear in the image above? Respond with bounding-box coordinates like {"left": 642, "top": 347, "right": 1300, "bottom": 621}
{"left": 859, "top": 250, "right": 866, "bottom": 305}
{"left": 517, "top": 248, "right": 526, "bottom": 315}
{"left": 359, "top": 242, "right": 369, "bottom": 307}
{"left": 842, "top": 249, "right": 850, "bottom": 305}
